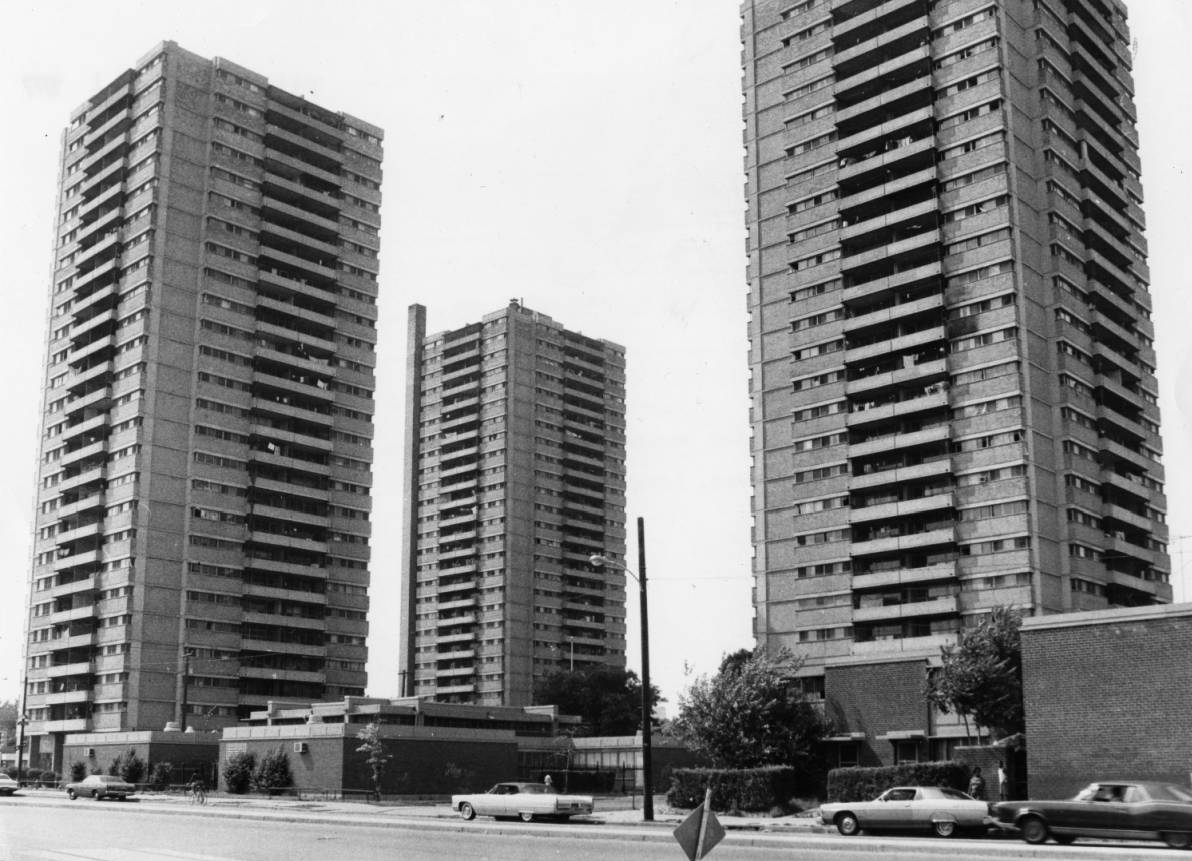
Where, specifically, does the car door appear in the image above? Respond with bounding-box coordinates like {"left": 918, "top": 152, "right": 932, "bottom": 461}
{"left": 870, "top": 788, "right": 916, "bottom": 829}
{"left": 500, "top": 785, "right": 520, "bottom": 817}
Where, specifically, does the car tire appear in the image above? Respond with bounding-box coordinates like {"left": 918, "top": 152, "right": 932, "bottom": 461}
{"left": 458, "top": 802, "right": 476, "bottom": 821}
{"left": 1019, "top": 815, "right": 1049, "bottom": 844}
{"left": 519, "top": 812, "right": 534, "bottom": 823}
{"left": 67, "top": 789, "right": 77, "bottom": 800}
{"left": 92, "top": 790, "right": 101, "bottom": 800}
{"left": 932, "top": 820, "right": 957, "bottom": 838}
{"left": 836, "top": 812, "right": 860, "bottom": 836}
{"left": 1162, "top": 832, "right": 1192, "bottom": 850}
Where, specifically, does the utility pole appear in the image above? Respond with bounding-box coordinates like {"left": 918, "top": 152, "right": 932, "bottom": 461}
{"left": 178, "top": 650, "right": 191, "bottom": 732}
{"left": 637, "top": 517, "right": 653, "bottom": 822}
{"left": 15, "top": 675, "right": 27, "bottom": 786}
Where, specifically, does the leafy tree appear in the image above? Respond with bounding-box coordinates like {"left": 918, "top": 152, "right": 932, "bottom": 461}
{"left": 149, "top": 761, "right": 174, "bottom": 790}
{"left": 926, "top": 605, "right": 1024, "bottom": 740}
{"left": 0, "top": 700, "right": 17, "bottom": 747}
{"left": 673, "top": 648, "right": 830, "bottom": 769}
{"left": 355, "top": 722, "right": 392, "bottom": 801}
{"left": 119, "top": 748, "right": 146, "bottom": 784}
{"left": 252, "top": 746, "right": 293, "bottom": 795}
{"left": 223, "top": 751, "right": 256, "bottom": 794}
{"left": 106, "top": 754, "right": 123, "bottom": 777}
{"left": 69, "top": 760, "right": 87, "bottom": 782}
{"left": 534, "top": 666, "right": 662, "bottom": 736}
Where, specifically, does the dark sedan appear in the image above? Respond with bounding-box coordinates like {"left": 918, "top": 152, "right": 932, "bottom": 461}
{"left": 993, "top": 780, "right": 1192, "bottom": 849}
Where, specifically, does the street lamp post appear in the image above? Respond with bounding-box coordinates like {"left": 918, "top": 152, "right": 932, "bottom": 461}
{"left": 15, "top": 675, "right": 27, "bottom": 787}
{"left": 590, "top": 516, "right": 653, "bottom": 822}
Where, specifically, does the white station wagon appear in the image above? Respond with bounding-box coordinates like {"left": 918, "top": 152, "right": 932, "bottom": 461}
{"left": 452, "top": 782, "right": 594, "bottom": 822}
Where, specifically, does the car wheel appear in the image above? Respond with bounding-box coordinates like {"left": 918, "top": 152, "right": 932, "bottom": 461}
{"left": 519, "top": 812, "right": 534, "bottom": 823}
{"left": 67, "top": 789, "right": 77, "bottom": 800}
{"left": 1019, "top": 815, "right": 1048, "bottom": 844}
{"left": 932, "top": 820, "right": 957, "bottom": 838}
{"left": 92, "top": 790, "right": 101, "bottom": 800}
{"left": 458, "top": 802, "right": 476, "bottom": 821}
{"left": 1162, "top": 832, "right": 1192, "bottom": 850}
{"left": 836, "top": 812, "right": 860, "bottom": 836}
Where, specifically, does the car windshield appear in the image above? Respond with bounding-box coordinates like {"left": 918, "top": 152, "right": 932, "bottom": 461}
{"left": 938, "top": 788, "right": 974, "bottom": 800}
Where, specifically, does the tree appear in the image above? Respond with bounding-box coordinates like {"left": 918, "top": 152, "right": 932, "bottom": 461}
{"left": 149, "top": 761, "right": 174, "bottom": 791}
{"left": 119, "top": 747, "right": 145, "bottom": 784}
{"left": 252, "top": 746, "right": 293, "bottom": 795}
{"left": 69, "top": 760, "right": 87, "bottom": 782}
{"left": 926, "top": 605, "right": 1024, "bottom": 740}
{"left": 673, "top": 648, "right": 830, "bottom": 769}
{"left": 0, "top": 700, "right": 17, "bottom": 747}
{"left": 534, "top": 666, "right": 662, "bottom": 736}
{"left": 355, "top": 721, "right": 392, "bottom": 801}
{"left": 223, "top": 751, "right": 256, "bottom": 794}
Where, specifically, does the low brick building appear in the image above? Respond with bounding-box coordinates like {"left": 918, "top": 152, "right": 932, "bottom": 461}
{"left": 820, "top": 654, "right": 983, "bottom": 769}
{"left": 61, "top": 730, "right": 220, "bottom": 785}
{"left": 1021, "top": 603, "right": 1192, "bottom": 799}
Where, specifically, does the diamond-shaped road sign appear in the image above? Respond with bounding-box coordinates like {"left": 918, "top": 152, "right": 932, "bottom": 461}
{"left": 672, "top": 795, "right": 726, "bottom": 861}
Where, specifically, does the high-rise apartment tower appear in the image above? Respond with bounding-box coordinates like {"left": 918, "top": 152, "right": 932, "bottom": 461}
{"left": 743, "top": 0, "right": 1167, "bottom": 759}
{"left": 400, "top": 301, "right": 628, "bottom": 706}
{"left": 24, "top": 42, "right": 382, "bottom": 768}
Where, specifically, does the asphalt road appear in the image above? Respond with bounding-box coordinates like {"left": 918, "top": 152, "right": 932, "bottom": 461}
{"left": 0, "top": 796, "right": 1179, "bottom": 861}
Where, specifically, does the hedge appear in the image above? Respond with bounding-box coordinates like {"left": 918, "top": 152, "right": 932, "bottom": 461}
{"left": 666, "top": 766, "right": 798, "bottom": 812}
{"left": 826, "top": 761, "right": 970, "bottom": 803}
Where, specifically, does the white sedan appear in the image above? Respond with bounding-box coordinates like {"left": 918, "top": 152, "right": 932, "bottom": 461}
{"left": 452, "top": 782, "right": 594, "bottom": 822}
{"left": 0, "top": 774, "right": 17, "bottom": 796}
{"left": 820, "top": 785, "right": 990, "bottom": 837}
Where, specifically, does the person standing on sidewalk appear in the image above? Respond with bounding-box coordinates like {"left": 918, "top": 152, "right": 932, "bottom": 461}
{"left": 967, "top": 767, "right": 986, "bottom": 800}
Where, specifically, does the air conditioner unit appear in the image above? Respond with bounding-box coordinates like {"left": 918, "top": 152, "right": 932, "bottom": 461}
{"left": 293, "top": 742, "right": 308, "bottom": 754}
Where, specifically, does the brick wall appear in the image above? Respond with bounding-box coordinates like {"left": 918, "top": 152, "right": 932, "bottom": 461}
{"left": 825, "top": 659, "right": 930, "bottom": 766}
{"left": 1022, "top": 606, "right": 1192, "bottom": 799}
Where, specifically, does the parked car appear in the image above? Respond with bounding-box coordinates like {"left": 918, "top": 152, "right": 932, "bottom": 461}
{"left": 65, "top": 774, "right": 136, "bottom": 801}
{"left": 992, "top": 780, "right": 1192, "bottom": 849}
{"left": 451, "top": 782, "right": 594, "bottom": 822}
{"left": 820, "top": 785, "right": 990, "bottom": 837}
{"left": 0, "top": 774, "right": 18, "bottom": 795}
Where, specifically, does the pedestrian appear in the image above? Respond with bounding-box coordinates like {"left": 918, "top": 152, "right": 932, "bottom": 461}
{"left": 967, "top": 766, "right": 986, "bottom": 800}
{"left": 543, "top": 774, "right": 554, "bottom": 792}
{"left": 997, "top": 761, "right": 1008, "bottom": 801}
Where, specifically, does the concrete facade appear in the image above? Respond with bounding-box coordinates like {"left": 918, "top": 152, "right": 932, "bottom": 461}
{"left": 1020, "top": 603, "right": 1192, "bottom": 799}
{"left": 23, "top": 41, "right": 382, "bottom": 770}
{"left": 400, "top": 302, "right": 628, "bottom": 706}
{"left": 742, "top": 0, "right": 1168, "bottom": 755}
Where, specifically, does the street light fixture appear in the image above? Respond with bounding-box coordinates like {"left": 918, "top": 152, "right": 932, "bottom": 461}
{"left": 590, "top": 516, "right": 653, "bottom": 822}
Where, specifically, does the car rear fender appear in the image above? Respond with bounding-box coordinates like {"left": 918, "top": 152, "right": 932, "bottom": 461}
{"left": 1013, "top": 807, "right": 1049, "bottom": 826}
{"left": 931, "top": 813, "right": 958, "bottom": 824}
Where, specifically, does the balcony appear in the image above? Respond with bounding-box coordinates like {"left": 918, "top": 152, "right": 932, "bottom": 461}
{"left": 851, "top": 561, "right": 957, "bottom": 591}
{"left": 849, "top": 526, "right": 955, "bottom": 557}
{"left": 853, "top": 595, "right": 959, "bottom": 623}
{"left": 850, "top": 632, "right": 957, "bottom": 656}
{"left": 850, "top": 493, "right": 953, "bottom": 524}
{"left": 844, "top": 322, "right": 944, "bottom": 364}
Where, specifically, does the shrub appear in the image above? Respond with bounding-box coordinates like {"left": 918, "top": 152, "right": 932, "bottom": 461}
{"left": 69, "top": 761, "right": 87, "bottom": 782}
{"left": 667, "top": 766, "right": 798, "bottom": 812}
{"left": 223, "top": 752, "right": 256, "bottom": 794}
{"left": 252, "top": 747, "right": 293, "bottom": 795}
{"left": 25, "top": 768, "right": 44, "bottom": 785}
{"left": 119, "top": 748, "right": 146, "bottom": 785}
{"left": 149, "top": 761, "right": 173, "bottom": 791}
{"left": 826, "top": 761, "right": 970, "bottom": 803}
{"left": 106, "top": 755, "right": 123, "bottom": 777}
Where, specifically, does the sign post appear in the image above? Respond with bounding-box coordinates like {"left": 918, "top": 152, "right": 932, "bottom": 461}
{"left": 672, "top": 787, "right": 725, "bottom": 861}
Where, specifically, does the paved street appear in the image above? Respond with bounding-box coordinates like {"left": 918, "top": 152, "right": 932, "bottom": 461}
{"left": 0, "top": 792, "right": 1180, "bottom": 860}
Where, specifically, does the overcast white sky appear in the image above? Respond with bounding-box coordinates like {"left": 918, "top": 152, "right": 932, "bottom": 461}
{"left": 0, "top": 1, "right": 1189, "bottom": 712}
